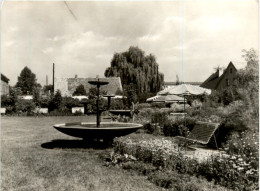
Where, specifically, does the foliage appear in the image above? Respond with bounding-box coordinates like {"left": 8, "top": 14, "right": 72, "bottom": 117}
{"left": 109, "top": 99, "right": 126, "bottom": 110}
{"left": 113, "top": 134, "right": 258, "bottom": 190}
{"left": 73, "top": 84, "right": 87, "bottom": 96}
{"left": 39, "top": 97, "right": 51, "bottom": 108}
{"left": 198, "top": 154, "right": 258, "bottom": 190}
{"left": 150, "top": 109, "right": 169, "bottom": 126}
{"left": 62, "top": 97, "right": 83, "bottom": 110}
{"left": 43, "top": 84, "right": 53, "bottom": 94}
{"left": 104, "top": 46, "right": 164, "bottom": 103}
{"left": 48, "top": 90, "right": 63, "bottom": 111}
{"left": 122, "top": 83, "right": 137, "bottom": 106}
{"left": 163, "top": 117, "right": 196, "bottom": 137}
{"left": 32, "top": 87, "right": 41, "bottom": 106}
{"left": 1, "top": 87, "right": 22, "bottom": 113}
{"left": 15, "top": 99, "right": 36, "bottom": 115}
{"left": 1, "top": 95, "right": 10, "bottom": 107}
{"left": 15, "top": 66, "right": 39, "bottom": 94}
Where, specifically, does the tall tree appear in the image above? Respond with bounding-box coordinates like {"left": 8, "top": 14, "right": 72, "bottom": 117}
{"left": 16, "top": 66, "right": 38, "bottom": 94}
{"left": 104, "top": 46, "right": 164, "bottom": 103}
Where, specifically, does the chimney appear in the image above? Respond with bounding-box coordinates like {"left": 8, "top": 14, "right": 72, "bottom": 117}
{"left": 75, "top": 74, "right": 78, "bottom": 78}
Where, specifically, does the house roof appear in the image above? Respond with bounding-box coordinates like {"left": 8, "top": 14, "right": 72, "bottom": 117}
{"left": 158, "top": 84, "right": 211, "bottom": 96}
{"left": 66, "top": 77, "right": 122, "bottom": 96}
{"left": 214, "top": 62, "right": 237, "bottom": 89}
{"left": 200, "top": 62, "right": 237, "bottom": 90}
{"left": 200, "top": 70, "right": 220, "bottom": 89}
{"left": 1, "top": 74, "right": 9, "bottom": 83}
{"left": 164, "top": 82, "right": 202, "bottom": 86}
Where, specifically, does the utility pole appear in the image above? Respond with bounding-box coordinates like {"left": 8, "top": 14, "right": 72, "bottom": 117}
{"left": 46, "top": 75, "right": 48, "bottom": 85}
{"left": 53, "top": 63, "right": 55, "bottom": 93}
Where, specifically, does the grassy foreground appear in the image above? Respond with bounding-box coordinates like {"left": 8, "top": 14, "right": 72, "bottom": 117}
{"left": 1, "top": 116, "right": 161, "bottom": 191}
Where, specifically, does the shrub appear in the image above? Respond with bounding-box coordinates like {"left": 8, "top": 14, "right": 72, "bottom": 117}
{"left": 113, "top": 135, "right": 258, "bottom": 190}
{"left": 150, "top": 102, "right": 166, "bottom": 108}
{"left": 109, "top": 99, "right": 126, "bottom": 110}
{"left": 1, "top": 95, "right": 10, "bottom": 107}
{"left": 39, "top": 97, "right": 50, "bottom": 108}
{"left": 163, "top": 117, "right": 196, "bottom": 137}
{"left": 150, "top": 109, "right": 168, "bottom": 126}
{"left": 15, "top": 99, "right": 36, "bottom": 115}
{"left": 142, "top": 123, "right": 162, "bottom": 135}
{"left": 62, "top": 97, "right": 83, "bottom": 110}
{"left": 48, "top": 90, "right": 63, "bottom": 111}
{"left": 136, "top": 103, "right": 151, "bottom": 110}
{"left": 73, "top": 84, "right": 86, "bottom": 96}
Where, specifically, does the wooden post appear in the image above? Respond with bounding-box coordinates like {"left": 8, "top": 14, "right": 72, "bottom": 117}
{"left": 53, "top": 63, "right": 55, "bottom": 93}
{"left": 96, "top": 79, "right": 100, "bottom": 127}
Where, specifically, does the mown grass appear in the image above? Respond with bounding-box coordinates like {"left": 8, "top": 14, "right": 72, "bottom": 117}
{"left": 1, "top": 116, "right": 161, "bottom": 191}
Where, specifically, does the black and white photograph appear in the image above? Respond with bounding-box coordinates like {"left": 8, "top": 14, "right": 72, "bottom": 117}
{"left": 1, "top": 0, "right": 258, "bottom": 190}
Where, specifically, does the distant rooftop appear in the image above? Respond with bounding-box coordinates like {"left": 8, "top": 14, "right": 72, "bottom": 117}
{"left": 164, "top": 82, "right": 202, "bottom": 86}
{"left": 1, "top": 74, "right": 9, "bottom": 83}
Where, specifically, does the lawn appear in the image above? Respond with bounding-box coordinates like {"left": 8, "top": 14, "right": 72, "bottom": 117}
{"left": 1, "top": 116, "right": 161, "bottom": 191}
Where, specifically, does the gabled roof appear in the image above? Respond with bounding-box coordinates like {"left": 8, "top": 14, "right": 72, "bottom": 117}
{"left": 200, "top": 62, "right": 237, "bottom": 90}
{"left": 200, "top": 70, "right": 219, "bottom": 89}
{"left": 215, "top": 62, "right": 237, "bottom": 89}
{"left": 67, "top": 77, "right": 123, "bottom": 96}
{"left": 1, "top": 74, "right": 9, "bottom": 83}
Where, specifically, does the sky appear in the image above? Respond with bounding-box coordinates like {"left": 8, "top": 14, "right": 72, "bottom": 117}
{"left": 1, "top": 0, "right": 258, "bottom": 86}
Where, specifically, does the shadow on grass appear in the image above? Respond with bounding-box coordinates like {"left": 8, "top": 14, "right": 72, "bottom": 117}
{"left": 41, "top": 139, "right": 113, "bottom": 150}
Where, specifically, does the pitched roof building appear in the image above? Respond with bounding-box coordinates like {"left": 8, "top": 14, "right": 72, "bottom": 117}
{"left": 1, "top": 74, "right": 10, "bottom": 96}
{"left": 200, "top": 62, "right": 237, "bottom": 90}
{"left": 163, "top": 82, "right": 202, "bottom": 90}
{"left": 54, "top": 76, "right": 123, "bottom": 97}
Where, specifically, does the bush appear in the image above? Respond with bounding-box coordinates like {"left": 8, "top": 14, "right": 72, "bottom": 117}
{"left": 15, "top": 99, "right": 36, "bottom": 115}
{"left": 142, "top": 123, "right": 162, "bottom": 135}
{"left": 109, "top": 99, "right": 126, "bottom": 110}
{"left": 39, "top": 97, "right": 50, "bottom": 108}
{"left": 48, "top": 90, "right": 63, "bottom": 111}
{"left": 163, "top": 117, "right": 196, "bottom": 137}
{"left": 150, "top": 109, "right": 168, "bottom": 126}
{"left": 136, "top": 103, "right": 151, "bottom": 110}
{"left": 1, "top": 95, "right": 10, "bottom": 107}
{"left": 113, "top": 135, "right": 258, "bottom": 190}
{"left": 62, "top": 97, "right": 83, "bottom": 110}
{"left": 150, "top": 102, "right": 166, "bottom": 108}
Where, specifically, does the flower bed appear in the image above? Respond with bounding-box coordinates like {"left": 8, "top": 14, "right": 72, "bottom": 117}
{"left": 113, "top": 134, "right": 258, "bottom": 190}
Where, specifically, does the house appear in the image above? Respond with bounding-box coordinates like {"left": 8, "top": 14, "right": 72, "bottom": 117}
{"left": 163, "top": 82, "right": 202, "bottom": 90}
{"left": 1, "top": 74, "right": 10, "bottom": 96}
{"left": 200, "top": 62, "right": 237, "bottom": 90}
{"left": 54, "top": 76, "right": 123, "bottom": 97}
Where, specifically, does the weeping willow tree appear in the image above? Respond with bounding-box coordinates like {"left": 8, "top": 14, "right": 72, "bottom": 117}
{"left": 105, "top": 46, "right": 164, "bottom": 104}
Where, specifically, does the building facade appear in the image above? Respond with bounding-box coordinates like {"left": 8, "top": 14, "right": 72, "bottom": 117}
{"left": 1, "top": 74, "right": 10, "bottom": 96}
{"left": 54, "top": 76, "right": 123, "bottom": 97}
{"left": 200, "top": 62, "right": 237, "bottom": 90}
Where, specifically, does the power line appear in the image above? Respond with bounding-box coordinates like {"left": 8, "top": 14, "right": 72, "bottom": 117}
{"left": 64, "top": 1, "right": 78, "bottom": 21}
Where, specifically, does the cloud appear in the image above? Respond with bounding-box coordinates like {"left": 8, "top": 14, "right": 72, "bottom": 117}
{"left": 1, "top": 1, "right": 258, "bottom": 85}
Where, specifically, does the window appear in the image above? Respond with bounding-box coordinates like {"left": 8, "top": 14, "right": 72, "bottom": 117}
{"left": 230, "top": 68, "right": 233, "bottom": 74}
{"left": 226, "top": 79, "right": 230, "bottom": 86}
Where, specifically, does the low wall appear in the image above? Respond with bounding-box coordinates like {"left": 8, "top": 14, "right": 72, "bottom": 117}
{"left": 72, "top": 107, "right": 84, "bottom": 114}
{"left": 1, "top": 108, "right": 6, "bottom": 114}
